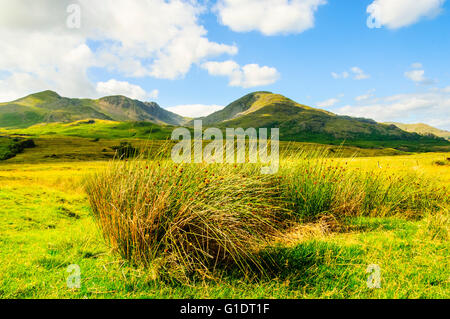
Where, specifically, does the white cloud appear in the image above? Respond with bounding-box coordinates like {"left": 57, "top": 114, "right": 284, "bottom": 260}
{"left": 331, "top": 71, "right": 349, "bottom": 79}
{"left": 215, "top": 0, "right": 327, "bottom": 36}
{"left": 96, "top": 79, "right": 158, "bottom": 101}
{"left": 0, "top": 0, "right": 237, "bottom": 101}
{"left": 202, "top": 60, "right": 280, "bottom": 88}
{"left": 336, "top": 90, "right": 450, "bottom": 130}
{"left": 404, "top": 66, "right": 434, "bottom": 85}
{"left": 332, "top": 67, "right": 370, "bottom": 80}
{"left": 166, "top": 104, "right": 224, "bottom": 118}
{"left": 367, "top": 0, "right": 445, "bottom": 29}
{"left": 317, "top": 98, "right": 339, "bottom": 108}
{"left": 405, "top": 70, "right": 426, "bottom": 83}
{"left": 411, "top": 62, "right": 423, "bottom": 69}
{"left": 202, "top": 60, "right": 241, "bottom": 77}
{"left": 351, "top": 67, "right": 370, "bottom": 80}
{"left": 355, "top": 89, "right": 376, "bottom": 102}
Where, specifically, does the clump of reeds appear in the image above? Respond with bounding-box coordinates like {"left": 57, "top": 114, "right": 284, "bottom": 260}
{"left": 85, "top": 154, "right": 286, "bottom": 281}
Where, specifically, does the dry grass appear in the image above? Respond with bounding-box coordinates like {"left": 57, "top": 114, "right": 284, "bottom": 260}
{"left": 278, "top": 148, "right": 449, "bottom": 221}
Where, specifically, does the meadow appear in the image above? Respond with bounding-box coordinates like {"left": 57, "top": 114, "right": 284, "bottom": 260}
{"left": 0, "top": 140, "right": 448, "bottom": 299}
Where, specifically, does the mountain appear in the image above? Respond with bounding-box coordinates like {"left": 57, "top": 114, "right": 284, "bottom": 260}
{"left": 196, "top": 91, "right": 333, "bottom": 125}
{"left": 1, "top": 90, "right": 448, "bottom": 152}
{"left": 0, "top": 90, "right": 187, "bottom": 128}
{"left": 198, "top": 92, "right": 449, "bottom": 150}
{"left": 385, "top": 122, "right": 450, "bottom": 140}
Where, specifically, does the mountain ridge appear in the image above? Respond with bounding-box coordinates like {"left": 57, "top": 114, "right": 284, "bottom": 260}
{"left": 385, "top": 122, "right": 450, "bottom": 140}
{"left": 0, "top": 90, "right": 187, "bottom": 128}
{"left": 1, "top": 90, "right": 449, "bottom": 152}
{"left": 196, "top": 92, "right": 449, "bottom": 150}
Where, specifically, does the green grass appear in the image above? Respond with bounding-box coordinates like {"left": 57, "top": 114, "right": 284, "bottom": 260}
{"left": 2, "top": 120, "right": 175, "bottom": 140}
{"left": 1, "top": 150, "right": 448, "bottom": 299}
{"left": 0, "top": 136, "right": 35, "bottom": 160}
{"left": 0, "top": 184, "right": 447, "bottom": 298}
{"left": 81, "top": 147, "right": 447, "bottom": 283}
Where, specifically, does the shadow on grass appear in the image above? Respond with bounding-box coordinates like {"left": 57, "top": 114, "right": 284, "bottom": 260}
{"left": 188, "top": 240, "right": 368, "bottom": 296}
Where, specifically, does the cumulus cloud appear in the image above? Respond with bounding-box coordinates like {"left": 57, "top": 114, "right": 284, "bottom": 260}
{"left": 404, "top": 64, "right": 435, "bottom": 85}
{"left": 215, "top": 0, "right": 327, "bottom": 35}
{"left": 166, "top": 104, "right": 225, "bottom": 118}
{"left": 332, "top": 67, "right": 370, "bottom": 80}
{"left": 336, "top": 90, "right": 450, "bottom": 130}
{"left": 0, "top": 0, "right": 237, "bottom": 100}
{"left": 316, "top": 98, "right": 339, "bottom": 108}
{"left": 367, "top": 0, "right": 445, "bottom": 29}
{"left": 202, "top": 60, "right": 280, "bottom": 88}
{"left": 404, "top": 70, "right": 427, "bottom": 83}
{"left": 96, "top": 79, "right": 158, "bottom": 100}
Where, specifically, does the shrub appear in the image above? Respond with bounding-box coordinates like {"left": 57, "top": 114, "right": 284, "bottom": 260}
{"left": 85, "top": 157, "right": 286, "bottom": 281}
{"left": 433, "top": 160, "right": 449, "bottom": 166}
{"left": 0, "top": 138, "right": 35, "bottom": 161}
{"left": 111, "top": 142, "right": 139, "bottom": 159}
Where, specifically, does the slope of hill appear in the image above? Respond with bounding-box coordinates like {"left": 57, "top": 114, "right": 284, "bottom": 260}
{"left": 0, "top": 90, "right": 187, "bottom": 128}
{"left": 199, "top": 92, "right": 449, "bottom": 151}
{"left": 385, "top": 122, "right": 450, "bottom": 140}
{"left": 196, "top": 91, "right": 332, "bottom": 125}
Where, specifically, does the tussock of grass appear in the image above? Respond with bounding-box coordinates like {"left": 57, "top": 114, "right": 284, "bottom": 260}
{"left": 85, "top": 156, "right": 286, "bottom": 281}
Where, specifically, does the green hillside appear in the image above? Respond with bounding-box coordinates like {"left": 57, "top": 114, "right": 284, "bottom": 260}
{"left": 0, "top": 90, "right": 187, "bottom": 128}
{"left": 1, "top": 90, "right": 449, "bottom": 153}
{"left": 200, "top": 92, "right": 449, "bottom": 151}
{"left": 385, "top": 122, "right": 450, "bottom": 140}
{"left": 5, "top": 119, "right": 174, "bottom": 140}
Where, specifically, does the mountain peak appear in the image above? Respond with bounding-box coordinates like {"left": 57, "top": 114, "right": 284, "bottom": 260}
{"left": 28, "top": 90, "right": 61, "bottom": 100}
{"left": 0, "top": 90, "right": 186, "bottom": 128}
{"left": 10, "top": 90, "right": 62, "bottom": 106}
{"left": 198, "top": 91, "right": 328, "bottom": 125}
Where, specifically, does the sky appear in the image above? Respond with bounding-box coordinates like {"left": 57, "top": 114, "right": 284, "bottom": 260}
{"left": 0, "top": 0, "right": 449, "bottom": 130}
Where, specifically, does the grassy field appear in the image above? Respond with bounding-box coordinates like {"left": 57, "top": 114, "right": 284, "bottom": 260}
{"left": 0, "top": 150, "right": 448, "bottom": 299}
{"left": 0, "top": 135, "right": 413, "bottom": 165}
{"left": 2, "top": 117, "right": 450, "bottom": 154}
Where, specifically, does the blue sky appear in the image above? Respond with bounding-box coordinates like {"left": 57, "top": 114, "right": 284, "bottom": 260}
{"left": 0, "top": 0, "right": 449, "bottom": 129}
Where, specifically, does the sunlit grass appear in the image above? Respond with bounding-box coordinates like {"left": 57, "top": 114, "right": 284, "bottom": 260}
{"left": 0, "top": 151, "right": 448, "bottom": 298}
